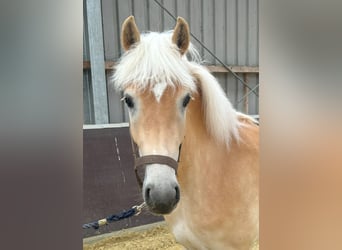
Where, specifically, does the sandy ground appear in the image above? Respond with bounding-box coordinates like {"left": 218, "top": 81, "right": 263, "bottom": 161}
{"left": 83, "top": 222, "right": 259, "bottom": 250}
{"left": 83, "top": 222, "right": 183, "bottom": 250}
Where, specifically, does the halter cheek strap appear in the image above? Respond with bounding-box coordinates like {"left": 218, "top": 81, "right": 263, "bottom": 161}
{"left": 130, "top": 136, "right": 181, "bottom": 189}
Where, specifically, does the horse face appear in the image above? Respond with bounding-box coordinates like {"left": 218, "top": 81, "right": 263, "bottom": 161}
{"left": 123, "top": 86, "right": 191, "bottom": 214}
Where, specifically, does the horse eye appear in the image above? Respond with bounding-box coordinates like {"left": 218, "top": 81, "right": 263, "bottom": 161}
{"left": 124, "top": 95, "right": 134, "bottom": 108}
{"left": 182, "top": 94, "right": 191, "bottom": 108}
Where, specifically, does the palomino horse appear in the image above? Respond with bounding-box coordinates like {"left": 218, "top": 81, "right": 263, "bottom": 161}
{"left": 113, "top": 16, "right": 259, "bottom": 250}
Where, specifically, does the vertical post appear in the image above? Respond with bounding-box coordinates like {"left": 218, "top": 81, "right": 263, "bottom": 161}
{"left": 243, "top": 73, "right": 249, "bottom": 114}
{"left": 86, "top": 0, "right": 109, "bottom": 124}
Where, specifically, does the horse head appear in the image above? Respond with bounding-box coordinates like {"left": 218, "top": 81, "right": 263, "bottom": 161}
{"left": 114, "top": 16, "right": 195, "bottom": 214}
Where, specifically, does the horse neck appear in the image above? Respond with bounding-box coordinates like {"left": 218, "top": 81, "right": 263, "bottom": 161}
{"left": 179, "top": 92, "right": 215, "bottom": 184}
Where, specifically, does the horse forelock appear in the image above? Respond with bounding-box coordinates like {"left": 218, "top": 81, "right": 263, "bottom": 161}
{"left": 112, "top": 31, "right": 197, "bottom": 93}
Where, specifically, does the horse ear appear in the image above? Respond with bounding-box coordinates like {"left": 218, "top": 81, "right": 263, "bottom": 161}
{"left": 172, "top": 17, "right": 190, "bottom": 55}
{"left": 121, "top": 16, "right": 140, "bottom": 51}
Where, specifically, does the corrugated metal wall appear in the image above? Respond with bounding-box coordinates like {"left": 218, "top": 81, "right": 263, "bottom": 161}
{"left": 84, "top": 0, "right": 259, "bottom": 124}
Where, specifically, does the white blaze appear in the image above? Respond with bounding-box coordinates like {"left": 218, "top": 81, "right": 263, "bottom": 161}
{"left": 152, "top": 82, "right": 168, "bottom": 102}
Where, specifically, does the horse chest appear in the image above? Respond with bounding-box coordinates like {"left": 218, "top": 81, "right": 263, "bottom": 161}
{"left": 165, "top": 203, "right": 228, "bottom": 250}
{"left": 169, "top": 219, "right": 232, "bottom": 249}
{"left": 168, "top": 217, "right": 204, "bottom": 249}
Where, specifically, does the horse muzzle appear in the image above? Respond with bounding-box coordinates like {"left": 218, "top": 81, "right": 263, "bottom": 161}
{"left": 142, "top": 164, "right": 180, "bottom": 214}
{"left": 130, "top": 137, "right": 181, "bottom": 214}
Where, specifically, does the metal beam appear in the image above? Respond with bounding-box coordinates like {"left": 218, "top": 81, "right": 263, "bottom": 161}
{"left": 83, "top": 60, "right": 259, "bottom": 73}
{"left": 86, "top": 0, "right": 109, "bottom": 124}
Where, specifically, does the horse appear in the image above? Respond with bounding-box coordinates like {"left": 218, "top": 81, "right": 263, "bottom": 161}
{"left": 113, "top": 16, "right": 259, "bottom": 250}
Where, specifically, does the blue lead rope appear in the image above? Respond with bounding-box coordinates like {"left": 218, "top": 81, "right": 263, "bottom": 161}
{"left": 83, "top": 202, "right": 146, "bottom": 230}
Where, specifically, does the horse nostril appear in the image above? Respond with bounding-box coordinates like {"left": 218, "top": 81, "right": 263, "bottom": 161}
{"left": 175, "top": 186, "right": 180, "bottom": 202}
{"left": 145, "top": 187, "right": 151, "bottom": 201}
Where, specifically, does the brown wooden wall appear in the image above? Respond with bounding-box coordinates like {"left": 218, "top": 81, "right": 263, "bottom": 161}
{"left": 83, "top": 126, "right": 163, "bottom": 238}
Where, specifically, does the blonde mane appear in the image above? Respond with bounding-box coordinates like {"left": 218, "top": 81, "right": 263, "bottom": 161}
{"left": 113, "top": 31, "right": 240, "bottom": 146}
{"left": 189, "top": 63, "right": 240, "bottom": 146}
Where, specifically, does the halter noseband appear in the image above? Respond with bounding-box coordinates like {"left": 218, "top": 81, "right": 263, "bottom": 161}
{"left": 130, "top": 135, "right": 181, "bottom": 189}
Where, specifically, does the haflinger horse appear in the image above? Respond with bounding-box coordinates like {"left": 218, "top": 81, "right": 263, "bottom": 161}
{"left": 113, "top": 16, "right": 259, "bottom": 250}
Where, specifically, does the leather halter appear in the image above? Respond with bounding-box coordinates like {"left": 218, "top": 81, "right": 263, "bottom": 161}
{"left": 130, "top": 135, "right": 181, "bottom": 189}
